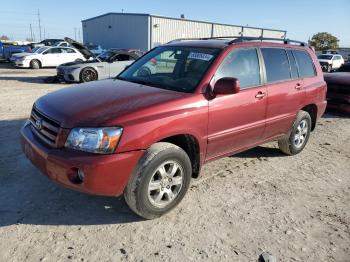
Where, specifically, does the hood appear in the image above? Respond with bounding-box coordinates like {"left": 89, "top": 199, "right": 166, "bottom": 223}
{"left": 59, "top": 59, "right": 101, "bottom": 67}
{"left": 324, "top": 72, "right": 350, "bottom": 85}
{"left": 34, "top": 79, "right": 188, "bottom": 128}
{"left": 64, "top": 37, "right": 95, "bottom": 60}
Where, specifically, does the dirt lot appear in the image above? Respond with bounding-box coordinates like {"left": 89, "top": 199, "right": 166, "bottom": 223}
{"left": 0, "top": 63, "right": 349, "bottom": 262}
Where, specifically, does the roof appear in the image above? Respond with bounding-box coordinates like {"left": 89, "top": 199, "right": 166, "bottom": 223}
{"left": 81, "top": 12, "right": 285, "bottom": 34}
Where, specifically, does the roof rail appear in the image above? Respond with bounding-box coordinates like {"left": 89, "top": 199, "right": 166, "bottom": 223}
{"left": 167, "top": 36, "right": 308, "bottom": 47}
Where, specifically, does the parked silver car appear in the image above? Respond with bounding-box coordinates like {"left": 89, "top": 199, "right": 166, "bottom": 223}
{"left": 57, "top": 38, "right": 144, "bottom": 83}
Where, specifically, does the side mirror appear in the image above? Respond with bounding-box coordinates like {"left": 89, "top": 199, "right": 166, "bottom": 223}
{"left": 214, "top": 77, "right": 240, "bottom": 95}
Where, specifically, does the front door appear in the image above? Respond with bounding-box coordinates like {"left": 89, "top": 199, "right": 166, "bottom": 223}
{"left": 206, "top": 47, "right": 267, "bottom": 160}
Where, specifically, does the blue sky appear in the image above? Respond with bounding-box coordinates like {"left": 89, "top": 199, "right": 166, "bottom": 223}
{"left": 1, "top": 0, "right": 349, "bottom": 46}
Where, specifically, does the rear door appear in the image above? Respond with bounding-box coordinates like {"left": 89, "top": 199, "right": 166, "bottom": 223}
{"left": 261, "top": 48, "right": 306, "bottom": 139}
{"left": 206, "top": 47, "right": 267, "bottom": 159}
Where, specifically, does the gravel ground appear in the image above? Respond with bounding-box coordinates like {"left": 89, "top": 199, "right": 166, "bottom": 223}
{"left": 0, "top": 63, "right": 349, "bottom": 262}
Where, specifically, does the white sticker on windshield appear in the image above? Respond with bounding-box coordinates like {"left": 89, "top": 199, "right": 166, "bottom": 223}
{"left": 188, "top": 52, "right": 213, "bottom": 61}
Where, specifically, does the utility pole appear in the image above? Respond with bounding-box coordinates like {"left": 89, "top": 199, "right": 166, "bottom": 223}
{"left": 74, "top": 27, "right": 77, "bottom": 40}
{"left": 43, "top": 28, "right": 46, "bottom": 39}
{"left": 78, "top": 28, "right": 81, "bottom": 42}
{"left": 37, "top": 9, "right": 42, "bottom": 41}
{"left": 30, "top": 24, "right": 33, "bottom": 41}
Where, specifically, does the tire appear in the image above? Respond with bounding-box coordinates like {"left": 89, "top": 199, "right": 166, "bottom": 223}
{"left": 124, "top": 142, "right": 192, "bottom": 219}
{"left": 278, "top": 110, "right": 312, "bottom": 155}
{"left": 327, "top": 64, "right": 332, "bottom": 73}
{"left": 30, "top": 59, "right": 40, "bottom": 69}
{"left": 80, "top": 67, "right": 98, "bottom": 82}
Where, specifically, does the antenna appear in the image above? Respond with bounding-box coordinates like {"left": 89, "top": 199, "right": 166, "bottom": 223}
{"left": 29, "top": 24, "right": 33, "bottom": 41}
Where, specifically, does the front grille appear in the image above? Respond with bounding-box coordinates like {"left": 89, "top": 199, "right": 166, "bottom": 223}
{"left": 29, "top": 107, "right": 60, "bottom": 147}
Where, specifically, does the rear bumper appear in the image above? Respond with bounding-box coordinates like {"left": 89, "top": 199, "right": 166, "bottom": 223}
{"left": 20, "top": 121, "right": 143, "bottom": 196}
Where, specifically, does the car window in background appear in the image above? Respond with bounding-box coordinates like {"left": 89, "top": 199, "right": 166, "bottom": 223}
{"left": 286, "top": 49, "right": 299, "bottom": 79}
{"left": 215, "top": 48, "right": 261, "bottom": 89}
{"left": 118, "top": 46, "right": 220, "bottom": 93}
{"left": 44, "top": 48, "right": 62, "bottom": 54}
{"left": 318, "top": 55, "right": 333, "bottom": 60}
{"left": 64, "top": 48, "right": 76, "bottom": 53}
{"left": 293, "top": 50, "right": 316, "bottom": 78}
{"left": 261, "top": 48, "right": 291, "bottom": 83}
{"left": 97, "top": 51, "right": 114, "bottom": 62}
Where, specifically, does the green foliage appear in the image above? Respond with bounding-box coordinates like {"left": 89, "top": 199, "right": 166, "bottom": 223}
{"left": 310, "top": 32, "right": 339, "bottom": 51}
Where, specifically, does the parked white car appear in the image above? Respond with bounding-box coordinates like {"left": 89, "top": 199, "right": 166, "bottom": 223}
{"left": 13, "top": 46, "right": 88, "bottom": 69}
{"left": 318, "top": 54, "right": 344, "bottom": 72}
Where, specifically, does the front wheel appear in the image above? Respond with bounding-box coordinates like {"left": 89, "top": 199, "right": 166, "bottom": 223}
{"left": 124, "top": 142, "right": 192, "bottom": 219}
{"left": 278, "top": 110, "right": 312, "bottom": 155}
{"left": 30, "top": 59, "right": 41, "bottom": 69}
{"left": 327, "top": 64, "right": 332, "bottom": 72}
{"left": 80, "top": 67, "right": 98, "bottom": 82}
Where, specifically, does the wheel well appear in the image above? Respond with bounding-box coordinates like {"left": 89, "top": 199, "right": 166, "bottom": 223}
{"left": 160, "top": 134, "right": 201, "bottom": 178}
{"left": 301, "top": 104, "right": 317, "bottom": 131}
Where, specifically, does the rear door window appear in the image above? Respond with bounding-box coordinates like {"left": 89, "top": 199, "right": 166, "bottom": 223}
{"left": 261, "top": 48, "right": 291, "bottom": 83}
{"left": 293, "top": 50, "right": 316, "bottom": 78}
{"left": 215, "top": 48, "right": 261, "bottom": 89}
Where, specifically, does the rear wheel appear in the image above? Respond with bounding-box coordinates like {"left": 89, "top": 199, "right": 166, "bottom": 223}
{"left": 278, "top": 110, "right": 312, "bottom": 155}
{"left": 30, "top": 59, "right": 41, "bottom": 69}
{"left": 124, "top": 142, "right": 192, "bottom": 219}
{"left": 80, "top": 67, "right": 98, "bottom": 82}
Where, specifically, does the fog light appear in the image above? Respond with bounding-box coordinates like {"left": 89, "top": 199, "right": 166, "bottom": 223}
{"left": 77, "top": 169, "right": 85, "bottom": 182}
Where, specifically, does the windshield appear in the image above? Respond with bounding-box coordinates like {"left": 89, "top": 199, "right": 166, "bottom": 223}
{"left": 118, "top": 46, "right": 221, "bottom": 93}
{"left": 97, "top": 51, "right": 114, "bottom": 62}
{"left": 36, "top": 47, "right": 49, "bottom": 54}
{"left": 318, "top": 55, "right": 333, "bottom": 60}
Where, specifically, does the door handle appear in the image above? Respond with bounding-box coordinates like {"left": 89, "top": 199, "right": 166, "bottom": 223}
{"left": 255, "top": 91, "right": 266, "bottom": 99}
{"left": 295, "top": 83, "right": 303, "bottom": 90}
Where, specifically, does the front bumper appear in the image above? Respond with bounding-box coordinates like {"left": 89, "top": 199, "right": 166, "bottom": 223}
{"left": 56, "top": 68, "right": 79, "bottom": 82}
{"left": 21, "top": 122, "right": 143, "bottom": 196}
{"left": 14, "top": 60, "right": 29, "bottom": 67}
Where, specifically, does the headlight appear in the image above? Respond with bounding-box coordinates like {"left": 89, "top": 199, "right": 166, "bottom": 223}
{"left": 65, "top": 127, "right": 123, "bottom": 154}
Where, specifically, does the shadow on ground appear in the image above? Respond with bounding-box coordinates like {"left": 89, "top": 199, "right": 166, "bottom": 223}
{"left": 0, "top": 119, "right": 141, "bottom": 227}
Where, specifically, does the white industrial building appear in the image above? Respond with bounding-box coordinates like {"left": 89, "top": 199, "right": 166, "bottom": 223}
{"left": 82, "top": 13, "right": 287, "bottom": 51}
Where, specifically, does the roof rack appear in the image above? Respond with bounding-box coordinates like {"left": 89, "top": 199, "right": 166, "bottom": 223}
{"left": 168, "top": 36, "right": 308, "bottom": 47}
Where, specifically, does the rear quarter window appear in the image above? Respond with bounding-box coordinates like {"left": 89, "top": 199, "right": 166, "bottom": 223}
{"left": 293, "top": 50, "right": 316, "bottom": 78}
{"left": 261, "top": 48, "right": 291, "bottom": 83}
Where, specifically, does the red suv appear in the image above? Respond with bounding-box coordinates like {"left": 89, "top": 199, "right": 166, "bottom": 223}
{"left": 21, "top": 37, "right": 327, "bottom": 219}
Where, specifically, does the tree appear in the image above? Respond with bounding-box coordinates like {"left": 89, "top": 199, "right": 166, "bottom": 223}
{"left": 310, "top": 32, "right": 339, "bottom": 51}
{"left": 0, "top": 35, "right": 10, "bottom": 40}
